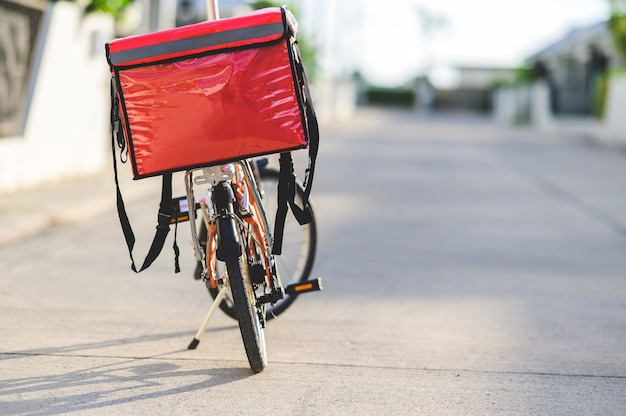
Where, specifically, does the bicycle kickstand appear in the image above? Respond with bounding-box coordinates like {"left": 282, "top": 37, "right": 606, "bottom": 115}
{"left": 188, "top": 286, "right": 228, "bottom": 349}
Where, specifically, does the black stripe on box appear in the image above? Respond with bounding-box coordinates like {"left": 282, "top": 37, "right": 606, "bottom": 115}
{"left": 109, "top": 21, "right": 285, "bottom": 66}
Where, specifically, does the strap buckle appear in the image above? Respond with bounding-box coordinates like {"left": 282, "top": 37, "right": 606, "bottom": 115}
{"left": 157, "top": 212, "right": 172, "bottom": 229}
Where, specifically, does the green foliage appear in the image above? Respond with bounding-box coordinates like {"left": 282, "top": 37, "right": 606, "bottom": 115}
{"left": 593, "top": 71, "right": 608, "bottom": 119}
{"left": 609, "top": 0, "right": 626, "bottom": 59}
{"left": 609, "top": 16, "right": 626, "bottom": 59}
{"left": 610, "top": 0, "right": 626, "bottom": 14}
{"left": 85, "top": 0, "right": 133, "bottom": 18}
{"left": 51, "top": 0, "right": 132, "bottom": 19}
{"left": 248, "top": 0, "right": 279, "bottom": 9}
{"left": 513, "top": 66, "right": 536, "bottom": 84}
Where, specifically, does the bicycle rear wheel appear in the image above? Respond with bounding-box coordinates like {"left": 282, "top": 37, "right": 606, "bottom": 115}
{"left": 256, "top": 167, "right": 317, "bottom": 317}
{"left": 215, "top": 184, "right": 267, "bottom": 372}
{"left": 225, "top": 238, "right": 267, "bottom": 373}
{"left": 197, "top": 167, "right": 317, "bottom": 320}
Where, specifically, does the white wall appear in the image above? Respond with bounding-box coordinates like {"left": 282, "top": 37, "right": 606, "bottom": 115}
{"left": 493, "top": 77, "right": 626, "bottom": 149}
{"left": 492, "top": 85, "right": 530, "bottom": 125}
{"left": 0, "top": 2, "right": 114, "bottom": 193}
{"left": 602, "top": 74, "right": 626, "bottom": 147}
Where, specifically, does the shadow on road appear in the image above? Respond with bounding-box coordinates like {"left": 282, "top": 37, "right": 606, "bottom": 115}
{"left": 0, "top": 357, "right": 250, "bottom": 415}
{"left": 0, "top": 326, "right": 238, "bottom": 362}
{"left": 0, "top": 327, "right": 253, "bottom": 415}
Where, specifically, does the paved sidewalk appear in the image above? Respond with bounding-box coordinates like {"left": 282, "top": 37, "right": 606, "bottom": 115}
{"left": 0, "top": 165, "right": 160, "bottom": 246}
{"left": 2, "top": 108, "right": 626, "bottom": 414}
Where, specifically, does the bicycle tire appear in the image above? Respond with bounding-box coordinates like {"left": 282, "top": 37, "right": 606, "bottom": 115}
{"left": 197, "top": 167, "right": 317, "bottom": 320}
{"left": 215, "top": 184, "right": 267, "bottom": 372}
{"left": 225, "top": 239, "right": 267, "bottom": 373}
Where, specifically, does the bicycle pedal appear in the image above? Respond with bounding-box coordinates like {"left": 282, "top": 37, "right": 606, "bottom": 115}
{"left": 285, "top": 278, "right": 323, "bottom": 296}
{"left": 256, "top": 287, "right": 285, "bottom": 306}
{"left": 170, "top": 196, "right": 200, "bottom": 223}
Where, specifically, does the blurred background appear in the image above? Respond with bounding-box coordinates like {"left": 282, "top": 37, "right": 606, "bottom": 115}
{"left": 1, "top": 0, "right": 625, "bottom": 193}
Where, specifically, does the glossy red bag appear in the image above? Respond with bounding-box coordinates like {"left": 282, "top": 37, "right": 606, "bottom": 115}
{"left": 106, "top": 7, "right": 310, "bottom": 178}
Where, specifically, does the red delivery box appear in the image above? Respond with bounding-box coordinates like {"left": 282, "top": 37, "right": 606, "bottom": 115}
{"left": 106, "top": 7, "right": 312, "bottom": 179}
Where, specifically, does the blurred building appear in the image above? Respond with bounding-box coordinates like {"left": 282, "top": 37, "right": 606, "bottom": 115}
{"left": 527, "top": 21, "right": 619, "bottom": 116}
{"left": 0, "top": 0, "right": 113, "bottom": 193}
{"left": 492, "top": 20, "right": 626, "bottom": 148}
{"left": 434, "top": 67, "right": 516, "bottom": 113}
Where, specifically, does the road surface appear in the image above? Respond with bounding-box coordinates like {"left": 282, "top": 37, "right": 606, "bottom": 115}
{"left": 1, "top": 108, "right": 626, "bottom": 415}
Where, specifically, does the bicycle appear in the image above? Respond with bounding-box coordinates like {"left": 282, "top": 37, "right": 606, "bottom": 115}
{"left": 193, "top": 158, "right": 317, "bottom": 321}
{"left": 183, "top": 156, "right": 319, "bottom": 372}
{"left": 107, "top": 2, "right": 320, "bottom": 373}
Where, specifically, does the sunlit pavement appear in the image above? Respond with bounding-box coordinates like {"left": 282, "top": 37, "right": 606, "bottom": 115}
{"left": 1, "top": 107, "right": 625, "bottom": 415}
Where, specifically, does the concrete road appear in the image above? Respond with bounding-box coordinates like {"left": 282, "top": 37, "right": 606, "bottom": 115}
{"left": 1, "top": 109, "right": 626, "bottom": 415}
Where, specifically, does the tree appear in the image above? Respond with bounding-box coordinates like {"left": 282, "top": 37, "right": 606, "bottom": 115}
{"left": 609, "top": 0, "right": 626, "bottom": 59}
{"left": 50, "top": 0, "right": 132, "bottom": 19}
{"left": 247, "top": 0, "right": 277, "bottom": 9}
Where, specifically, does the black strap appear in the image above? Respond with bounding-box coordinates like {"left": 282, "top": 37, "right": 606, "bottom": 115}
{"left": 173, "top": 221, "right": 180, "bottom": 273}
{"left": 298, "top": 49, "right": 319, "bottom": 206}
{"left": 110, "top": 77, "right": 176, "bottom": 273}
{"left": 273, "top": 153, "right": 305, "bottom": 255}
{"left": 272, "top": 44, "right": 320, "bottom": 255}
{"left": 111, "top": 77, "right": 128, "bottom": 163}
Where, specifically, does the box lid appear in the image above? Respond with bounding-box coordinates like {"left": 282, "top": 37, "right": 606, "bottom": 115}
{"left": 106, "top": 7, "right": 295, "bottom": 67}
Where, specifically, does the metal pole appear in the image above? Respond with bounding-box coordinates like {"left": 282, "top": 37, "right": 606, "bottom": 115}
{"left": 207, "top": 0, "right": 219, "bottom": 20}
